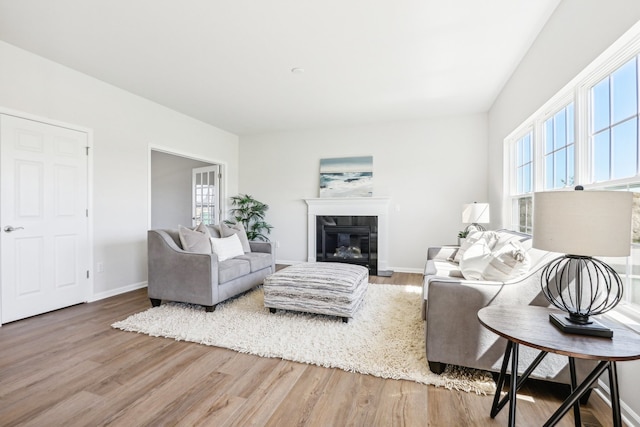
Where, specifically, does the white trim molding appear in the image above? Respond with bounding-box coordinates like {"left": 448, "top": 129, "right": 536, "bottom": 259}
{"left": 304, "top": 197, "right": 391, "bottom": 272}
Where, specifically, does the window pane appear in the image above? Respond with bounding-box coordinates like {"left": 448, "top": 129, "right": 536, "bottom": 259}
{"left": 554, "top": 148, "right": 567, "bottom": 188}
{"left": 517, "top": 168, "right": 523, "bottom": 194}
{"left": 545, "top": 119, "right": 553, "bottom": 154}
{"left": 554, "top": 109, "right": 566, "bottom": 149}
{"left": 523, "top": 134, "right": 531, "bottom": 163}
{"left": 611, "top": 118, "right": 638, "bottom": 179}
{"left": 517, "top": 196, "right": 532, "bottom": 233}
{"left": 567, "top": 102, "right": 575, "bottom": 144}
{"left": 523, "top": 163, "right": 532, "bottom": 193}
{"left": 592, "top": 78, "right": 610, "bottom": 132}
{"left": 545, "top": 154, "right": 554, "bottom": 189}
{"left": 611, "top": 58, "right": 638, "bottom": 123}
{"left": 593, "top": 131, "right": 611, "bottom": 182}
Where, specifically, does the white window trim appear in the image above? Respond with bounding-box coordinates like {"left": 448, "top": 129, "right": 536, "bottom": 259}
{"left": 503, "top": 20, "right": 640, "bottom": 313}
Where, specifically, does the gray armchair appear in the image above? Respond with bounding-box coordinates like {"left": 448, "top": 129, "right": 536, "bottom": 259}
{"left": 147, "top": 228, "right": 275, "bottom": 311}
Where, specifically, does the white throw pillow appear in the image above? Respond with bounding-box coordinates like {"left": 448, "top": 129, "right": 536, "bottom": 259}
{"left": 210, "top": 234, "right": 245, "bottom": 261}
{"left": 482, "top": 241, "right": 531, "bottom": 281}
{"left": 220, "top": 222, "right": 252, "bottom": 253}
{"left": 459, "top": 237, "right": 494, "bottom": 280}
{"left": 453, "top": 230, "right": 498, "bottom": 264}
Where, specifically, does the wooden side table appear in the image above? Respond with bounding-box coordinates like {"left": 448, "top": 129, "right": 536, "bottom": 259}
{"left": 478, "top": 305, "right": 640, "bottom": 427}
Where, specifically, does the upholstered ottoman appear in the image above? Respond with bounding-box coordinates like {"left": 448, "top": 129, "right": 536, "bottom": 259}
{"left": 263, "top": 262, "right": 369, "bottom": 322}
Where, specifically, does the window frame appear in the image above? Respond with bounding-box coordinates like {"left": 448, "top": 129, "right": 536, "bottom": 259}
{"left": 503, "top": 22, "right": 640, "bottom": 314}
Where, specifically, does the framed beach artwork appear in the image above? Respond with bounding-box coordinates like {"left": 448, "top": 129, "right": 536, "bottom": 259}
{"left": 319, "top": 156, "right": 373, "bottom": 198}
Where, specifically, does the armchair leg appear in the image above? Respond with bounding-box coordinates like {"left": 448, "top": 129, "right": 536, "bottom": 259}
{"left": 150, "top": 298, "right": 161, "bottom": 307}
{"left": 429, "top": 361, "right": 446, "bottom": 374}
{"left": 205, "top": 305, "right": 216, "bottom": 312}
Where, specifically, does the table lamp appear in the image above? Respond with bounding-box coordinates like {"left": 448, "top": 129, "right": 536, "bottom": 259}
{"left": 532, "top": 187, "right": 633, "bottom": 337}
{"left": 462, "top": 202, "right": 490, "bottom": 232}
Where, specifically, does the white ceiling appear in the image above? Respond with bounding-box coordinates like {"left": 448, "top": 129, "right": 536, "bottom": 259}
{"left": 0, "top": 0, "right": 560, "bottom": 135}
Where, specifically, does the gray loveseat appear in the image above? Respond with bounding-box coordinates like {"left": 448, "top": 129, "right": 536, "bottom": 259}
{"left": 423, "top": 229, "right": 597, "bottom": 386}
{"left": 147, "top": 227, "right": 275, "bottom": 311}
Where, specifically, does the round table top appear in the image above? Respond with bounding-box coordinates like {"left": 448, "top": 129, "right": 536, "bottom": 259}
{"left": 477, "top": 305, "right": 640, "bottom": 361}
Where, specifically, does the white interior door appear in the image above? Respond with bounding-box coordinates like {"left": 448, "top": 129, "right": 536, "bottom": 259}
{"left": 1, "top": 114, "right": 89, "bottom": 324}
{"left": 192, "top": 165, "right": 220, "bottom": 226}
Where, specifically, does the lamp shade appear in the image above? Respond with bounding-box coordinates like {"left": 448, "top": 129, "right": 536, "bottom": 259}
{"left": 462, "top": 203, "right": 490, "bottom": 224}
{"left": 532, "top": 190, "right": 633, "bottom": 257}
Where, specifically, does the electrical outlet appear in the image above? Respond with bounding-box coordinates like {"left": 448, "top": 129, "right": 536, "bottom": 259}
{"left": 97, "top": 262, "right": 104, "bottom": 273}
{"left": 276, "top": 241, "right": 281, "bottom": 248}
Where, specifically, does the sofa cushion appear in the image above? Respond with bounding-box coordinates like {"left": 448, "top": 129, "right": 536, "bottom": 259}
{"left": 178, "top": 223, "right": 211, "bottom": 254}
{"left": 210, "top": 234, "right": 245, "bottom": 261}
{"left": 221, "top": 222, "right": 252, "bottom": 253}
{"left": 236, "top": 252, "right": 273, "bottom": 272}
{"left": 425, "top": 260, "right": 464, "bottom": 278}
{"left": 218, "top": 258, "right": 251, "bottom": 283}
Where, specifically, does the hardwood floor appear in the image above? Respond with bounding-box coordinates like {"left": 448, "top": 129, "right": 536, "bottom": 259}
{"left": 0, "top": 270, "right": 622, "bottom": 426}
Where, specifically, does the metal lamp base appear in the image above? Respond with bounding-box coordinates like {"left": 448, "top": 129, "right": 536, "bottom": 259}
{"left": 549, "top": 313, "right": 613, "bottom": 338}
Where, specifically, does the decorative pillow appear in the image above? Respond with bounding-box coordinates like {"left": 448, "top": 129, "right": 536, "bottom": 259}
{"left": 178, "top": 223, "right": 212, "bottom": 254}
{"left": 207, "top": 224, "right": 222, "bottom": 239}
{"left": 210, "top": 234, "right": 245, "bottom": 261}
{"left": 459, "top": 238, "right": 494, "bottom": 280}
{"left": 482, "top": 241, "right": 531, "bottom": 281}
{"left": 453, "top": 230, "right": 498, "bottom": 264}
{"left": 220, "top": 222, "right": 251, "bottom": 253}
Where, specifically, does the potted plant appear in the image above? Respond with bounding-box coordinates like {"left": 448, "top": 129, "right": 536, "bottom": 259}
{"left": 457, "top": 230, "right": 469, "bottom": 246}
{"left": 226, "top": 194, "right": 273, "bottom": 241}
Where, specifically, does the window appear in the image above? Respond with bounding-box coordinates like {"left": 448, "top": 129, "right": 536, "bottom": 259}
{"left": 544, "top": 102, "right": 575, "bottom": 189}
{"left": 590, "top": 57, "right": 639, "bottom": 182}
{"left": 512, "top": 132, "right": 533, "bottom": 233}
{"left": 504, "top": 26, "right": 640, "bottom": 312}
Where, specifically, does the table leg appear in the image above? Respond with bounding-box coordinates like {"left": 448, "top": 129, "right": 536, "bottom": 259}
{"left": 568, "top": 357, "right": 581, "bottom": 427}
{"left": 544, "top": 360, "right": 609, "bottom": 427}
{"left": 491, "top": 340, "right": 512, "bottom": 418}
{"left": 608, "top": 361, "right": 622, "bottom": 427}
{"left": 508, "top": 342, "right": 519, "bottom": 427}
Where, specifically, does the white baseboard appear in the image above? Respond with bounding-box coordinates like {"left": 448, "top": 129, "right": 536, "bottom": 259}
{"left": 89, "top": 281, "right": 147, "bottom": 302}
{"left": 596, "top": 380, "right": 640, "bottom": 427}
{"left": 387, "top": 266, "right": 423, "bottom": 274}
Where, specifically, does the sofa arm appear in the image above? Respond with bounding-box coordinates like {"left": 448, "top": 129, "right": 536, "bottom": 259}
{"left": 249, "top": 241, "right": 276, "bottom": 272}
{"left": 249, "top": 241, "right": 274, "bottom": 254}
{"left": 147, "top": 230, "right": 219, "bottom": 306}
{"left": 427, "top": 246, "right": 458, "bottom": 262}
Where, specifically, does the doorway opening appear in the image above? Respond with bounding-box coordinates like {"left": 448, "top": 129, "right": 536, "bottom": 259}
{"left": 150, "top": 149, "right": 225, "bottom": 229}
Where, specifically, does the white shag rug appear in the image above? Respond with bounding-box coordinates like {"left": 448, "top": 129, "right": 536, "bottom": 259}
{"left": 112, "top": 284, "right": 495, "bottom": 394}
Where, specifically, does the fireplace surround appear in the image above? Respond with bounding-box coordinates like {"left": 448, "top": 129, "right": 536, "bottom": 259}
{"left": 305, "top": 197, "right": 390, "bottom": 275}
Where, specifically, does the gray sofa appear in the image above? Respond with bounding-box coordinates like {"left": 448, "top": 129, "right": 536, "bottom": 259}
{"left": 147, "top": 227, "right": 275, "bottom": 311}
{"left": 423, "top": 229, "right": 597, "bottom": 385}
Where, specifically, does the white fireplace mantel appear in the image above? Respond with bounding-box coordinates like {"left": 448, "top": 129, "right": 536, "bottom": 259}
{"left": 304, "top": 197, "right": 391, "bottom": 272}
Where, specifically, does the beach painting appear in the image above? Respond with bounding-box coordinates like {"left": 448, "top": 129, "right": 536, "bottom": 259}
{"left": 319, "top": 156, "right": 373, "bottom": 197}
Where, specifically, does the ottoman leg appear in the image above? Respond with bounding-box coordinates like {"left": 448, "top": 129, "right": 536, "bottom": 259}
{"left": 342, "top": 317, "right": 349, "bottom": 323}
{"left": 269, "top": 307, "right": 276, "bottom": 314}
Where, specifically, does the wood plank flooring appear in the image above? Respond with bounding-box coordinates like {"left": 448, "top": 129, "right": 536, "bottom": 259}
{"left": 0, "top": 269, "right": 622, "bottom": 426}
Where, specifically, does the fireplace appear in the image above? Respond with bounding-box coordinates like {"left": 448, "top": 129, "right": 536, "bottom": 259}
{"left": 316, "top": 216, "right": 377, "bottom": 275}
{"left": 305, "top": 197, "right": 390, "bottom": 276}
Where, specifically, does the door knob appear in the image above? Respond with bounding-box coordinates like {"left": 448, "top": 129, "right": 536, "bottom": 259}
{"left": 4, "top": 226, "right": 24, "bottom": 233}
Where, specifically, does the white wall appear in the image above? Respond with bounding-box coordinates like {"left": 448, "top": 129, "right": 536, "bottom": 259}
{"left": 488, "top": 0, "right": 640, "bottom": 422}
{"left": 0, "top": 41, "right": 239, "bottom": 298}
{"left": 240, "top": 114, "right": 488, "bottom": 272}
